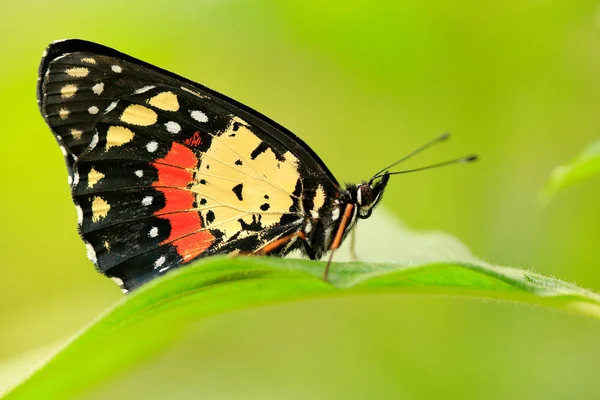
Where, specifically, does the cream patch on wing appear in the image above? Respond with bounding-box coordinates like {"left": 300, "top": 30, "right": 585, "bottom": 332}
{"left": 87, "top": 168, "right": 105, "bottom": 188}
{"left": 190, "top": 117, "right": 301, "bottom": 241}
{"left": 121, "top": 104, "right": 158, "bottom": 126}
{"left": 61, "top": 84, "right": 77, "bottom": 98}
{"left": 311, "top": 185, "right": 326, "bottom": 218}
{"left": 91, "top": 196, "right": 110, "bottom": 222}
{"left": 59, "top": 108, "right": 69, "bottom": 119}
{"left": 148, "top": 91, "right": 179, "bottom": 111}
{"left": 106, "top": 126, "right": 135, "bottom": 150}
{"left": 70, "top": 129, "right": 83, "bottom": 140}
{"left": 65, "top": 67, "right": 89, "bottom": 77}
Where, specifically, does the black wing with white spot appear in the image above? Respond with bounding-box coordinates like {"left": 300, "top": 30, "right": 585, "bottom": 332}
{"left": 38, "top": 39, "right": 341, "bottom": 291}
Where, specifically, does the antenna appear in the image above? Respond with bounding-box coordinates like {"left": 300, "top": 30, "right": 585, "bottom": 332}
{"left": 370, "top": 132, "right": 450, "bottom": 180}
{"left": 383, "top": 155, "right": 478, "bottom": 177}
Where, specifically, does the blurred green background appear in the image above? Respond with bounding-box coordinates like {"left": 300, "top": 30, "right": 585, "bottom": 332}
{"left": 2, "top": 0, "right": 600, "bottom": 398}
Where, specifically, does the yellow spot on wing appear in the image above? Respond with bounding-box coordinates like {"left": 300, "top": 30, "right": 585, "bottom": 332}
{"left": 121, "top": 105, "right": 158, "bottom": 126}
{"left": 313, "top": 185, "right": 326, "bottom": 212}
{"left": 61, "top": 84, "right": 77, "bottom": 98}
{"left": 91, "top": 196, "right": 110, "bottom": 222}
{"left": 148, "top": 91, "right": 180, "bottom": 111}
{"left": 104, "top": 241, "right": 110, "bottom": 250}
{"left": 59, "top": 108, "right": 69, "bottom": 119}
{"left": 88, "top": 168, "right": 105, "bottom": 188}
{"left": 71, "top": 128, "right": 83, "bottom": 140}
{"left": 106, "top": 126, "right": 135, "bottom": 150}
{"left": 65, "top": 67, "right": 89, "bottom": 77}
{"left": 81, "top": 57, "right": 96, "bottom": 64}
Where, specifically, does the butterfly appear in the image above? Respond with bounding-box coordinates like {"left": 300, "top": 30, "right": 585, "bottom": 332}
{"left": 38, "top": 39, "right": 476, "bottom": 293}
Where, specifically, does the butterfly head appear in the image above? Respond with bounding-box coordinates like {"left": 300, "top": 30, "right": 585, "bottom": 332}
{"left": 354, "top": 133, "right": 477, "bottom": 219}
{"left": 355, "top": 174, "right": 390, "bottom": 219}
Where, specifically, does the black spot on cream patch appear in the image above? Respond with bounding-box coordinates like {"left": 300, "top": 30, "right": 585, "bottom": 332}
{"left": 260, "top": 203, "right": 270, "bottom": 211}
{"left": 250, "top": 142, "right": 268, "bottom": 160}
{"left": 232, "top": 183, "right": 243, "bottom": 201}
{"left": 206, "top": 210, "right": 215, "bottom": 224}
{"left": 235, "top": 159, "right": 243, "bottom": 166}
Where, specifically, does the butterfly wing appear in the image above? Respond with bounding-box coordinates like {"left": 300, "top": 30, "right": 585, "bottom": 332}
{"left": 38, "top": 39, "right": 340, "bottom": 291}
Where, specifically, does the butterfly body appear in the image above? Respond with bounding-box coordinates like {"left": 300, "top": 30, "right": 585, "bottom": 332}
{"left": 38, "top": 39, "right": 390, "bottom": 292}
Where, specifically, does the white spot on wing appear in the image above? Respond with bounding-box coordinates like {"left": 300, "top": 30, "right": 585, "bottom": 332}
{"left": 88, "top": 106, "right": 99, "bottom": 115}
{"left": 104, "top": 101, "right": 118, "bottom": 113}
{"left": 190, "top": 110, "right": 208, "bottom": 123}
{"left": 181, "top": 86, "right": 208, "bottom": 98}
{"left": 135, "top": 85, "right": 155, "bottom": 94}
{"left": 73, "top": 172, "right": 80, "bottom": 186}
{"left": 92, "top": 82, "right": 104, "bottom": 95}
{"left": 89, "top": 133, "right": 99, "bottom": 149}
{"left": 60, "top": 146, "right": 67, "bottom": 156}
{"left": 146, "top": 141, "right": 158, "bottom": 152}
{"left": 165, "top": 121, "right": 181, "bottom": 134}
{"left": 111, "top": 276, "right": 125, "bottom": 288}
{"left": 111, "top": 65, "right": 122, "bottom": 73}
{"left": 86, "top": 242, "right": 98, "bottom": 265}
{"left": 142, "top": 196, "right": 153, "bottom": 206}
{"left": 76, "top": 205, "right": 83, "bottom": 225}
{"left": 149, "top": 227, "right": 159, "bottom": 238}
{"left": 154, "top": 256, "right": 166, "bottom": 268}
{"left": 331, "top": 207, "right": 340, "bottom": 221}
{"left": 135, "top": 170, "right": 144, "bottom": 178}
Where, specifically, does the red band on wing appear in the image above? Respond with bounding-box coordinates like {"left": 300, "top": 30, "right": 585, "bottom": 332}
{"left": 160, "top": 212, "right": 214, "bottom": 261}
{"left": 184, "top": 131, "right": 203, "bottom": 147}
{"left": 152, "top": 143, "right": 197, "bottom": 187}
{"left": 156, "top": 142, "right": 198, "bottom": 169}
{"left": 154, "top": 188, "right": 194, "bottom": 214}
{"left": 170, "top": 231, "right": 215, "bottom": 261}
{"left": 153, "top": 142, "right": 214, "bottom": 260}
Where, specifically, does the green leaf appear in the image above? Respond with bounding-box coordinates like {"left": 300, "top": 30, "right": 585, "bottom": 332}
{"left": 4, "top": 210, "right": 600, "bottom": 399}
{"left": 542, "top": 139, "right": 600, "bottom": 202}
{"left": 6, "top": 259, "right": 600, "bottom": 399}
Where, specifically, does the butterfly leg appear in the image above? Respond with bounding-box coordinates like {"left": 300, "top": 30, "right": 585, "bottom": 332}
{"left": 349, "top": 226, "right": 359, "bottom": 261}
{"left": 254, "top": 231, "right": 306, "bottom": 256}
{"left": 323, "top": 203, "right": 355, "bottom": 281}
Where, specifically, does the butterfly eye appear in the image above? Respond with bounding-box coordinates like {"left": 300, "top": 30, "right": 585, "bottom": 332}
{"left": 357, "top": 185, "right": 373, "bottom": 207}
